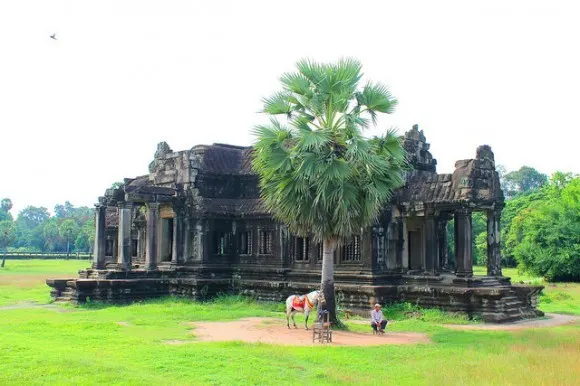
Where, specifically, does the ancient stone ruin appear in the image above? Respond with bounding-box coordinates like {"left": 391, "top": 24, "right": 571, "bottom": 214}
{"left": 47, "top": 125, "right": 543, "bottom": 323}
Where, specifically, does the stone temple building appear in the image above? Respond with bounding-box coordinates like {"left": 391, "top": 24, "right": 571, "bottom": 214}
{"left": 47, "top": 125, "right": 543, "bottom": 322}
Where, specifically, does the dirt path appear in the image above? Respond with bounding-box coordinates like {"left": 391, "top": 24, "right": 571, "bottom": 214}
{"left": 445, "top": 313, "right": 579, "bottom": 330}
{"left": 0, "top": 302, "right": 72, "bottom": 312}
{"left": 186, "top": 317, "right": 431, "bottom": 346}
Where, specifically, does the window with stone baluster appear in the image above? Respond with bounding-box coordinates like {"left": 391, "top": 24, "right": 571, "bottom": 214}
{"left": 342, "top": 235, "right": 361, "bottom": 262}
{"left": 213, "top": 231, "right": 231, "bottom": 256}
{"left": 291, "top": 236, "right": 310, "bottom": 261}
{"left": 258, "top": 229, "right": 274, "bottom": 255}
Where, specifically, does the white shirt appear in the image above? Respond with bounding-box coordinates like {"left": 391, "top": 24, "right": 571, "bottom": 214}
{"left": 371, "top": 309, "right": 384, "bottom": 324}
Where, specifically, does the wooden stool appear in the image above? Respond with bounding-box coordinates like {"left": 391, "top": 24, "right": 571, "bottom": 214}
{"left": 313, "top": 311, "right": 332, "bottom": 343}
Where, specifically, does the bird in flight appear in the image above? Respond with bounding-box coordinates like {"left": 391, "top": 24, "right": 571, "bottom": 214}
{"left": 50, "top": 33, "right": 57, "bottom": 40}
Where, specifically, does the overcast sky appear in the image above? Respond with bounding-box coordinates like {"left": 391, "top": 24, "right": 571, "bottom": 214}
{"left": 1, "top": 0, "right": 578, "bottom": 216}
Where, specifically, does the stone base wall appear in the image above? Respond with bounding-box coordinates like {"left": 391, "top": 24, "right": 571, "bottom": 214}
{"left": 47, "top": 266, "right": 544, "bottom": 323}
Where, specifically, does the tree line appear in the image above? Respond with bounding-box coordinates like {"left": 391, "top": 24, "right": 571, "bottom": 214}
{"left": 0, "top": 200, "right": 95, "bottom": 255}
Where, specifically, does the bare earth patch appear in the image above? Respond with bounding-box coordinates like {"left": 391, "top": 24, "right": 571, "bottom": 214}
{"left": 0, "top": 302, "right": 73, "bottom": 312}
{"left": 446, "top": 313, "right": 579, "bottom": 330}
{"left": 184, "top": 317, "right": 431, "bottom": 346}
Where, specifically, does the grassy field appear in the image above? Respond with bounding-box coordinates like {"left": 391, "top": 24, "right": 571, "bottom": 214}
{"left": 0, "top": 261, "right": 579, "bottom": 385}
{"left": 0, "top": 259, "right": 89, "bottom": 306}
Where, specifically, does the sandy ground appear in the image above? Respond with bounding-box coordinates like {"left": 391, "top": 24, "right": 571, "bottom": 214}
{"left": 185, "top": 317, "right": 431, "bottom": 346}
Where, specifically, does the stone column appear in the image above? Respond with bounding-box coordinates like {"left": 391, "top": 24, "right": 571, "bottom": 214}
{"left": 92, "top": 204, "right": 106, "bottom": 269}
{"left": 400, "top": 218, "right": 409, "bottom": 270}
{"left": 454, "top": 208, "right": 473, "bottom": 277}
{"left": 183, "top": 215, "right": 191, "bottom": 263}
{"left": 424, "top": 215, "right": 437, "bottom": 274}
{"left": 145, "top": 203, "right": 159, "bottom": 270}
{"left": 117, "top": 202, "right": 133, "bottom": 270}
{"left": 171, "top": 205, "right": 184, "bottom": 265}
{"left": 437, "top": 216, "right": 450, "bottom": 271}
{"left": 112, "top": 236, "right": 118, "bottom": 261}
{"left": 138, "top": 227, "right": 146, "bottom": 260}
{"left": 487, "top": 208, "right": 503, "bottom": 276}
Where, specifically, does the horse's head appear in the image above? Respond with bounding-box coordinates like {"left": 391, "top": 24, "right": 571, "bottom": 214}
{"left": 316, "top": 290, "right": 326, "bottom": 305}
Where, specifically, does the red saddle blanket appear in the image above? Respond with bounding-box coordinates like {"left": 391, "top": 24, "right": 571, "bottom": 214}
{"left": 292, "top": 297, "right": 306, "bottom": 309}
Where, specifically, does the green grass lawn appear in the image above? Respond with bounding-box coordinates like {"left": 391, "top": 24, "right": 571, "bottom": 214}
{"left": 0, "top": 259, "right": 89, "bottom": 306}
{"left": 0, "top": 261, "right": 579, "bottom": 385}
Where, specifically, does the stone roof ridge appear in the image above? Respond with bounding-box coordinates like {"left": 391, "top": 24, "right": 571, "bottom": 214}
{"left": 403, "top": 124, "right": 437, "bottom": 173}
{"left": 212, "top": 143, "right": 251, "bottom": 150}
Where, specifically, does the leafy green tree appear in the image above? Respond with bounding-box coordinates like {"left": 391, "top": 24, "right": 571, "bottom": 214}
{"left": 17, "top": 206, "right": 50, "bottom": 229}
{"left": 503, "top": 166, "right": 548, "bottom": 198}
{"left": 471, "top": 212, "right": 487, "bottom": 265}
{"left": 59, "top": 219, "right": 80, "bottom": 255}
{"left": 0, "top": 198, "right": 13, "bottom": 222}
{"left": 252, "top": 58, "right": 407, "bottom": 322}
{"left": 75, "top": 218, "right": 95, "bottom": 252}
{"left": 54, "top": 201, "right": 75, "bottom": 219}
{"left": 43, "top": 220, "right": 60, "bottom": 252}
{"left": 507, "top": 174, "right": 580, "bottom": 281}
{"left": 0, "top": 220, "right": 16, "bottom": 267}
{"left": 1, "top": 198, "right": 12, "bottom": 212}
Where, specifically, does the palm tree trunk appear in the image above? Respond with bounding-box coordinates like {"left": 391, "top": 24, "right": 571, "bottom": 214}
{"left": 321, "top": 237, "right": 339, "bottom": 323}
{"left": 1, "top": 250, "right": 6, "bottom": 268}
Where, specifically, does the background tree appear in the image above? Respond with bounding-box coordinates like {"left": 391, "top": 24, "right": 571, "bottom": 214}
{"left": 54, "top": 201, "right": 75, "bottom": 219}
{"left": 59, "top": 219, "right": 80, "bottom": 255}
{"left": 43, "top": 220, "right": 60, "bottom": 252}
{"left": 503, "top": 166, "right": 548, "bottom": 198}
{"left": 253, "top": 58, "right": 407, "bottom": 322}
{"left": 507, "top": 174, "right": 580, "bottom": 281}
{"left": 1, "top": 198, "right": 13, "bottom": 212}
{"left": 0, "top": 198, "right": 13, "bottom": 222}
{"left": 0, "top": 220, "right": 16, "bottom": 267}
{"left": 17, "top": 206, "right": 50, "bottom": 229}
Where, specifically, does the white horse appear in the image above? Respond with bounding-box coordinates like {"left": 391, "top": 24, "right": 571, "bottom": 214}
{"left": 285, "top": 290, "right": 325, "bottom": 330}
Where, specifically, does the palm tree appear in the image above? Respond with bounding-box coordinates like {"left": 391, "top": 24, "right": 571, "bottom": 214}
{"left": 252, "top": 58, "right": 407, "bottom": 322}
{"left": 0, "top": 220, "right": 16, "bottom": 268}
{"left": 59, "top": 219, "right": 79, "bottom": 256}
{"left": 0, "top": 198, "right": 12, "bottom": 212}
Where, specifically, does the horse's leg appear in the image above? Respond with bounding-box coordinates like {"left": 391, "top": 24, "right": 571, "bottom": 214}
{"left": 286, "top": 308, "right": 291, "bottom": 329}
{"left": 305, "top": 309, "right": 309, "bottom": 330}
{"left": 292, "top": 311, "right": 297, "bottom": 328}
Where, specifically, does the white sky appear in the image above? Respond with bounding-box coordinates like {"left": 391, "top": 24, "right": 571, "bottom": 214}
{"left": 1, "top": 0, "right": 579, "bottom": 216}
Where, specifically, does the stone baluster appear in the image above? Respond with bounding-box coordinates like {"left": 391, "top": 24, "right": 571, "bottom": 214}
{"left": 487, "top": 208, "right": 503, "bottom": 276}
{"left": 145, "top": 203, "right": 159, "bottom": 270}
{"left": 454, "top": 208, "right": 473, "bottom": 277}
{"left": 92, "top": 204, "right": 106, "bottom": 269}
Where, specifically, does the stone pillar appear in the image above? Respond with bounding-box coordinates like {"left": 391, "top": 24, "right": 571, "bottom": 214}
{"left": 171, "top": 205, "right": 184, "bottom": 265}
{"left": 145, "top": 203, "right": 159, "bottom": 270}
{"left": 92, "top": 204, "right": 106, "bottom": 269}
{"left": 138, "top": 227, "right": 146, "bottom": 260}
{"left": 437, "top": 216, "right": 450, "bottom": 271}
{"left": 192, "top": 219, "right": 204, "bottom": 262}
{"left": 183, "top": 215, "right": 191, "bottom": 263}
{"left": 117, "top": 202, "right": 133, "bottom": 270}
{"left": 454, "top": 208, "right": 473, "bottom": 277}
{"left": 400, "top": 218, "right": 408, "bottom": 270}
{"left": 424, "top": 215, "right": 437, "bottom": 274}
{"left": 487, "top": 208, "right": 503, "bottom": 276}
{"left": 112, "top": 236, "right": 118, "bottom": 261}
